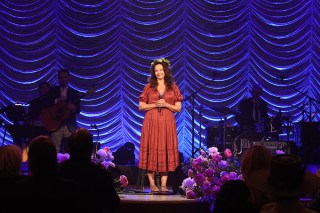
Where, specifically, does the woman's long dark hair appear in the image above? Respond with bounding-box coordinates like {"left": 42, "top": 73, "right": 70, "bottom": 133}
{"left": 148, "top": 61, "right": 174, "bottom": 90}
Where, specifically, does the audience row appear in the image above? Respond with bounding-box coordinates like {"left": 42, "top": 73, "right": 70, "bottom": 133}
{"left": 0, "top": 128, "right": 120, "bottom": 213}
{"left": 213, "top": 144, "right": 320, "bottom": 213}
{"left": 2, "top": 130, "right": 320, "bottom": 213}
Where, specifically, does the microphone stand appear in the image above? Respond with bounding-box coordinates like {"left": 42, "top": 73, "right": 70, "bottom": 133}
{"left": 192, "top": 105, "right": 206, "bottom": 155}
{"left": 184, "top": 75, "right": 217, "bottom": 158}
{"left": 1, "top": 119, "right": 6, "bottom": 146}
{"left": 279, "top": 77, "right": 320, "bottom": 122}
{"left": 91, "top": 124, "right": 100, "bottom": 154}
{"left": 276, "top": 97, "right": 307, "bottom": 142}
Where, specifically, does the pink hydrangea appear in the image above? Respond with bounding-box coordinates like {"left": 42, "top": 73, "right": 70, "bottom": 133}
{"left": 276, "top": 149, "right": 285, "bottom": 154}
{"left": 182, "top": 177, "right": 195, "bottom": 190}
{"left": 205, "top": 168, "right": 214, "bottom": 178}
{"left": 57, "top": 153, "right": 70, "bottom": 164}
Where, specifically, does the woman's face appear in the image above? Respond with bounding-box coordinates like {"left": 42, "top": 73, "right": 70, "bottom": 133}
{"left": 154, "top": 64, "right": 165, "bottom": 80}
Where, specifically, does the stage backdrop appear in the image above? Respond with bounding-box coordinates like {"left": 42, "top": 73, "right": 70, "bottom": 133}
{"left": 1, "top": 0, "right": 319, "bottom": 163}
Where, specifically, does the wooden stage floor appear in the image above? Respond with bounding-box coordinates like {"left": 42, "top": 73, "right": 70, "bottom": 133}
{"left": 114, "top": 188, "right": 210, "bottom": 213}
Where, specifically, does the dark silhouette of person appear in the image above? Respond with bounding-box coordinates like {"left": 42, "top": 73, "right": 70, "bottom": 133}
{"left": 113, "top": 142, "right": 135, "bottom": 165}
{"left": 0, "top": 145, "right": 27, "bottom": 213}
{"left": 13, "top": 136, "right": 79, "bottom": 213}
{"left": 213, "top": 179, "right": 259, "bottom": 213}
{"left": 248, "top": 154, "right": 320, "bottom": 213}
{"left": 235, "top": 84, "right": 269, "bottom": 134}
{"left": 27, "top": 81, "right": 51, "bottom": 123}
{"left": 58, "top": 128, "right": 120, "bottom": 213}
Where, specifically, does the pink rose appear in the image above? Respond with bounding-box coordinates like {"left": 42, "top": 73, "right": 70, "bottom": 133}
{"left": 103, "top": 146, "right": 111, "bottom": 153}
{"left": 224, "top": 148, "right": 232, "bottom": 158}
{"left": 120, "top": 175, "right": 128, "bottom": 187}
{"left": 186, "top": 190, "right": 196, "bottom": 199}
{"left": 188, "top": 169, "right": 194, "bottom": 178}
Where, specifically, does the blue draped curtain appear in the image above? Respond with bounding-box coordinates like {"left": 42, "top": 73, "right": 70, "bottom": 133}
{"left": 1, "top": 0, "right": 319, "bottom": 162}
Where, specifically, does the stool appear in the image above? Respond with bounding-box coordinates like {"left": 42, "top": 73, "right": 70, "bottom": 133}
{"left": 136, "top": 169, "right": 160, "bottom": 191}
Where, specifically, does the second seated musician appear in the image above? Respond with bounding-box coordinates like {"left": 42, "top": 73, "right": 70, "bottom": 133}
{"left": 235, "top": 84, "right": 269, "bottom": 133}
{"left": 42, "top": 69, "right": 80, "bottom": 153}
{"left": 27, "top": 81, "right": 51, "bottom": 124}
{"left": 138, "top": 58, "right": 183, "bottom": 193}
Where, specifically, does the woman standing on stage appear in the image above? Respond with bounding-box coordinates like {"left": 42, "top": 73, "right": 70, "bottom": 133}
{"left": 138, "top": 58, "right": 183, "bottom": 192}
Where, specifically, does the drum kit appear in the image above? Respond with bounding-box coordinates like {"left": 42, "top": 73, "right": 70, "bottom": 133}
{"left": 208, "top": 106, "right": 289, "bottom": 159}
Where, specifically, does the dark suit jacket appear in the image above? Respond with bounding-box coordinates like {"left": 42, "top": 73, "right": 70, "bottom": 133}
{"left": 235, "top": 98, "right": 268, "bottom": 132}
{"left": 46, "top": 86, "right": 80, "bottom": 133}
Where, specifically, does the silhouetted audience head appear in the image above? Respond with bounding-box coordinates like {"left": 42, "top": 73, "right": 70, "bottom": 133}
{"left": 68, "top": 128, "right": 93, "bottom": 158}
{"left": 38, "top": 81, "right": 50, "bottom": 96}
{"left": 0, "top": 145, "right": 25, "bottom": 213}
{"left": 249, "top": 154, "right": 320, "bottom": 200}
{"left": 308, "top": 169, "right": 320, "bottom": 212}
{"left": 16, "top": 135, "right": 79, "bottom": 213}
{"left": 241, "top": 144, "right": 272, "bottom": 210}
{"left": 213, "top": 179, "right": 259, "bottom": 213}
{"left": 28, "top": 135, "right": 58, "bottom": 177}
{"left": 0, "top": 145, "right": 22, "bottom": 178}
{"left": 241, "top": 144, "right": 272, "bottom": 181}
{"left": 58, "top": 127, "right": 120, "bottom": 212}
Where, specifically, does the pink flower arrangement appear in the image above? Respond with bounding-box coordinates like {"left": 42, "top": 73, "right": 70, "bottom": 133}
{"left": 113, "top": 175, "right": 129, "bottom": 192}
{"left": 96, "top": 147, "right": 116, "bottom": 169}
{"left": 181, "top": 146, "right": 241, "bottom": 211}
{"left": 95, "top": 146, "right": 129, "bottom": 192}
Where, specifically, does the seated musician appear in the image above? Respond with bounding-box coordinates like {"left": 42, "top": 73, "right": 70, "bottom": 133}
{"left": 27, "top": 81, "right": 51, "bottom": 125}
{"left": 235, "top": 84, "right": 269, "bottom": 134}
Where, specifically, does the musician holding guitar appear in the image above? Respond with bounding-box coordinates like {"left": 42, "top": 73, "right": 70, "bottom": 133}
{"left": 41, "top": 69, "right": 81, "bottom": 153}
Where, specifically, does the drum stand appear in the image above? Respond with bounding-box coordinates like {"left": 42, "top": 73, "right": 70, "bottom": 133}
{"left": 210, "top": 106, "right": 240, "bottom": 151}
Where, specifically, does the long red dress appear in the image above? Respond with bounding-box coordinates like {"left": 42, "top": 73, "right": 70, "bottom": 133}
{"left": 138, "top": 83, "right": 183, "bottom": 172}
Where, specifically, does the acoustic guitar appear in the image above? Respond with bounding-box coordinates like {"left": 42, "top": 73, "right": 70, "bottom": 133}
{"left": 40, "top": 87, "right": 95, "bottom": 132}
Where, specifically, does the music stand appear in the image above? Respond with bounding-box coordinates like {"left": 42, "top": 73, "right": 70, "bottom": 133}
{"left": 2, "top": 104, "right": 48, "bottom": 147}
{"left": 3, "top": 104, "right": 27, "bottom": 123}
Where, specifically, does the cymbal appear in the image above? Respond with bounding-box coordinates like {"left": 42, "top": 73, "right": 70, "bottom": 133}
{"left": 210, "top": 106, "right": 240, "bottom": 115}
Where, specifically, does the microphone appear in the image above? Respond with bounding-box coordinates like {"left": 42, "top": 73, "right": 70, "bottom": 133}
{"left": 91, "top": 124, "right": 97, "bottom": 129}
{"left": 158, "top": 92, "right": 163, "bottom": 112}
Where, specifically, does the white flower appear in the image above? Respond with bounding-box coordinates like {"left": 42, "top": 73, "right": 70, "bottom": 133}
{"left": 182, "top": 177, "right": 195, "bottom": 190}
{"left": 208, "top": 147, "right": 220, "bottom": 156}
{"left": 96, "top": 149, "right": 107, "bottom": 160}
